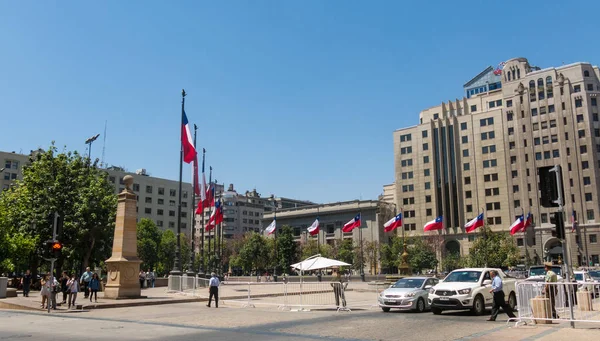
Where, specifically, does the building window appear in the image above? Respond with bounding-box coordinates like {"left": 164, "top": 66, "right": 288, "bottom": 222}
{"left": 483, "top": 159, "right": 497, "bottom": 168}
{"left": 584, "top": 176, "right": 591, "bottom": 185}
{"left": 145, "top": 208, "right": 151, "bottom": 214}
{"left": 433, "top": 113, "right": 439, "bottom": 119}
{"left": 146, "top": 186, "right": 152, "bottom": 194}
{"left": 466, "top": 205, "right": 473, "bottom": 213}
{"left": 592, "top": 98, "right": 597, "bottom": 107}
{"left": 424, "top": 169, "right": 430, "bottom": 176}
{"left": 585, "top": 193, "right": 593, "bottom": 201}
{"left": 425, "top": 195, "right": 431, "bottom": 203}
{"left": 424, "top": 182, "right": 431, "bottom": 190}
{"left": 510, "top": 156, "right": 517, "bottom": 164}
{"left": 157, "top": 209, "right": 164, "bottom": 216}
{"left": 590, "top": 235, "right": 598, "bottom": 244}
{"left": 513, "top": 185, "right": 519, "bottom": 193}
{"left": 423, "top": 156, "right": 429, "bottom": 163}
{"left": 509, "top": 141, "right": 515, "bottom": 150}
{"left": 423, "top": 143, "right": 429, "bottom": 151}
{"left": 463, "top": 163, "right": 470, "bottom": 171}
{"left": 462, "top": 136, "right": 468, "bottom": 144}
{"left": 577, "top": 114, "right": 584, "bottom": 123}
{"left": 461, "top": 122, "right": 467, "bottom": 130}
{"left": 574, "top": 85, "right": 581, "bottom": 93}
{"left": 507, "top": 100, "right": 513, "bottom": 107}
{"left": 517, "top": 238, "right": 524, "bottom": 247}
{"left": 426, "top": 208, "right": 432, "bottom": 216}
{"left": 508, "top": 127, "right": 514, "bottom": 135}
{"left": 170, "top": 189, "right": 176, "bottom": 197}
{"left": 470, "top": 105, "right": 477, "bottom": 112}
{"left": 511, "top": 170, "right": 518, "bottom": 178}
{"left": 158, "top": 187, "right": 165, "bottom": 195}
{"left": 507, "top": 112, "right": 513, "bottom": 121}
{"left": 580, "top": 145, "right": 588, "bottom": 154}
{"left": 514, "top": 200, "right": 520, "bottom": 208}
{"left": 400, "top": 134, "right": 412, "bottom": 142}
{"left": 464, "top": 176, "right": 471, "bottom": 185}
{"left": 169, "top": 210, "right": 175, "bottom": 217}
{"left": 401, "top": 159, "right": 413, "bottom": 167}
{"left": 587, "top": 210, "right": 595, "bottom": 221}
{"left": 575, "top": 99, "right": 583, "bottom": 108}
{"left": 145, "top": 197, "right": 152, "bottom": 204}
{"left": 465, "top": 191, "right": 472, "bottom": 199}
{"left": 168, "top": 221, "right": 175, "bottom": 228}
{"left": 400, "top": 147, "right": 412, "bottom": 154}
{"left": 587, "top": 84, "right": 594, "bottom": 91}
{"left": 578, "top": 129, "right": 586, "bottom": 138}
{"left": 462, "top": 149, "right": 469, "bottom": 157}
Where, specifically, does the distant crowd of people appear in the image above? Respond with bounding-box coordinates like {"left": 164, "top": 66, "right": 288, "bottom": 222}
{"left": 138, "top": 269, "right": 156, "bottom": 288}
{"left": 32, "top": 267, "right": 101, "bottom": 310}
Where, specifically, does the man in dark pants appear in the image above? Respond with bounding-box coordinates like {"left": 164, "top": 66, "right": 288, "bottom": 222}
{"left": 21, "top": 270, "right": 32, "bottom": 297}
{"left": 207, "top": 272, "right": 220, "bottom": 308}
{"left": 487, "top": 270, "right": 516, "bottom": 321}
{"left": 330, "top": 267, "right": 347, "bottom": 308}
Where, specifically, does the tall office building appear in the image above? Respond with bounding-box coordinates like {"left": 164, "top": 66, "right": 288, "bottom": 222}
{"left": 394, "top": 57, "right": 600, "bottom": 267}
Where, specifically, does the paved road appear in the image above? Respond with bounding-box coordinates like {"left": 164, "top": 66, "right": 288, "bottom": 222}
{"left": 0, "top": 302, "right": 553, "bottom": 341}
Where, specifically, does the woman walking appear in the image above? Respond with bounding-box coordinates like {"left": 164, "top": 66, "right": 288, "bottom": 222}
{"left": 67, "top": 274, "right": 79, "bottom": 309}
{"left": 60, "top": 272, "right": 69, "bottom": 304}
{"left": 88, "top": 273, "right": 100, "bottom": 303}
{"left": 40, "top": 275, "right": 49, "bottom": 309}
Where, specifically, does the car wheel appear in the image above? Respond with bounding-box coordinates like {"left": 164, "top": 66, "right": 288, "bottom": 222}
{"left": 381, "top": 307, "right": 391, "bottom": 312}
{"left": 414, "top": 298, "right": 425, "bottom": 313}
{"left": 471, "top": 295, "right": 485, "bottom": 316}
{"left": 508, "top": 292, "right": 517, "bottom": 311}
{"left": 432, "top": 307, "right": 442, "bottom": 315}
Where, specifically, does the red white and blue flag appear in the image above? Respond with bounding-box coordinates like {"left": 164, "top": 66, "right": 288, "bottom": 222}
{"left": 192, "top": 147, "right": 200, "bottom": 197}
{"left": 307, "top": 218, "right": 319, "bottom": 236}
{"left": 206, "top": 199, "right": 222, "bottom": 231}
{"left": 509, "top": 215, "right": 524, "bottom": 235}
{"left": 424, "top": 216, "right": 444, "bottom": 231}
{"left": 384, "top": 213, "right": 403, "bottom": 232}
{"left": 465, "top": 213, "right": 484, "bottom": 233}
{"left": 181, "top": 111, "right": 197, "bottom": 164}
{"left": 342, "top": 213, "right": 361, "bottom": 232}
{"left": 265, "top": 218, "right": 276, "bottom": 235}
{"left": 522, "top": 212, "right": 533, "bottom": 232}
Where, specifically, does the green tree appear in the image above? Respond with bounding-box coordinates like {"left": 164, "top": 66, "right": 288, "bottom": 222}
{"left": 442, "top": 252, "right": 464, "bottom": 272}
{"left": 276, "top": 226, "right": 298, "bottom": 273}
{"left": 467, "top": 226, "right": 519, "bottom": 268}
{"left": 379, "top": 236, "right": 404, "bottom": 274}
{"left": 234, "top": 233, "right": 270, "bottom": 274}
{"left": 180, "top": 233, "right": 191, "bottom": 272}
{"left": 136, "top": 218, "right": 161, "bottom": 271}
{"left": 337, "top": 239, "right": 355, "bottom": 267}
{"left": 407, "top": 237, "right": 438, "bottom": 273}
{"left": 158, "top": 229, "right": 177, "bottom": 275}
{"left": 0, "top": 145, "right": 117, "bottom": 274}
{"left": 301, "top": 239, "right": 319, "bottom": 260}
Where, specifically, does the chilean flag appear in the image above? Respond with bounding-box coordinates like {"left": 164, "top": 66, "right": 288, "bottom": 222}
{"left": 465, "top": 213, "right": 484, "bottom": 233}
{"left": 192, "top": 148, "right": 200, "bottom": 197}
{"left": 384, "top": 213, "right": 403, "bottom": 232}
{"left": 509, "top": 215, "right": 524, "bottom": 235}
{"left": 265, "top": 218, "right": 276, "bottom": 235}
{"left": 206, "top": 199, "right": 222, "bottom": 231}
{"left": 342, "top": 213, "right": 361, "bottom": 232}
{"left": 424, "top": 216, "right": 443, "bottom": 231}
{"left": 307, "top": 218, "right": 319, "bottom": 236}
{"left": 181, "top": 111, "right": 197, "bottom": 164}
{"left": 204, "top": 183, "right": 215, "bottom": 208}
{"left": 521, "top": 212, "right": 533, "bottom": 232}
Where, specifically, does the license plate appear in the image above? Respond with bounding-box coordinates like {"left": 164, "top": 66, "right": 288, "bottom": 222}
{"left": 385, "top": 300, "right": 396, "bottom": 303}
{"left": 440, "top": 297, "right": 449, "bottom": 301}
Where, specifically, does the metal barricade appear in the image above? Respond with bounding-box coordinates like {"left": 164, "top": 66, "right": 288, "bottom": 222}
{"left": 514, "top": 280, "right": 600, "bottom": 326}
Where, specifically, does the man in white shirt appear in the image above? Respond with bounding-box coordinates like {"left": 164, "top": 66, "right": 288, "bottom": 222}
{"left": 206, "top": 272, "right": 220, "bottom": 308}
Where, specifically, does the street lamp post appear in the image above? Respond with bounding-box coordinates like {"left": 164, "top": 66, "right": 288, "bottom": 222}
{"left": 85, "top": 134, "right": 101, "bottom": 164}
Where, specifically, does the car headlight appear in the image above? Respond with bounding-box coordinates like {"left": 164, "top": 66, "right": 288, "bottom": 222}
{"left": 457, "top": 288, "right": 471, "bottom": 295}
{"left": 429, "top": 288, "right": 435, "bottom": 294}
{"left": 379, "top": 292, "right": 385, "bottom": 297}
{"left": 405, "top": 292, "right": 416, "bottom": 297}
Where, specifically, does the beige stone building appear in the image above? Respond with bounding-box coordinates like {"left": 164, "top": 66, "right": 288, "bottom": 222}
{"left": 1, "top": 151, "right": 29, "bottom": 192}
{"left": 393, "top": 57, "right": 600, "bottom": 267}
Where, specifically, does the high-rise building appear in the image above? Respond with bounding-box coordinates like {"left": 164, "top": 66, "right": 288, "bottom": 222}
{"left": 393, "top": 57, "right": 600, "bottom": 267}
{"left": 0, "top": 151, "right": 29, "bottom": 192}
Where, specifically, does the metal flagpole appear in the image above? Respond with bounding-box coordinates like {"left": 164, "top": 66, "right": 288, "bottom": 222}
{"left": 316, "top": 207, "right": 320, "bottom": 255}
{"left": 359, "top": 210, "right": 365, "bottom": 282}
{"left": 199, "top": 149, "right": 206, "bottom": 276}
{"left": 187, "top": 125, "right": 198, "bottom": 276}
{"left": 273, "top": 204, "right": 278, "bottom": 282}
{"left": 207, "top": 167, "right": 213, "bottom": 274}
{"left": 171, "top": 89, "right": 185, "bottom": 275}
{"left": 213, "top": 182, "right": 218, "bottom": 274}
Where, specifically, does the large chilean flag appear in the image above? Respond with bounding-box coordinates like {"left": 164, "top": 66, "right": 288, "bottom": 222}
{"left": 342, "top": 213, "right": 361, "bottom": 232}
{"left": 384, "top": 213, "right": 403, "bottom": 232}
{"left": 424, "top": 216, "right": 444, "bottom": 231}
{"left": 181, "top": 111, "right": 196, "bottom": 164}
{"left": 465, "top": 213, "right": 484, "bottom": 233}
{"left": 509, "top": 215, "right": 524, "bottom": 235}
{"left": 307, "top": 218, "right": 319, "bottom": 236}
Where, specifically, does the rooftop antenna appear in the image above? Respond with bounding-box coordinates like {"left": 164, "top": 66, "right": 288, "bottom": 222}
{"left": 101, "top": 120, "right": 107, "bottom": 168}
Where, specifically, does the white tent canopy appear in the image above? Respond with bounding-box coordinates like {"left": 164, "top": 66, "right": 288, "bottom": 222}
{"left": 291, "top": 254, "right": 351, "bottom": 271}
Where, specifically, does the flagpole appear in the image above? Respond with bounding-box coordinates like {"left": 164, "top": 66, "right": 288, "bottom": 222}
{"left": 187, "top": 124, "right": 198, "bottom": 277}
{"left": 171, "top": 89, "right": 186, "bottom": 276}
{"left": 523, "top": 208, "right": 529, "bottom": 267}
{"left": 316, "top": 207, "right": 320, "bottom": 255}
{"left": 213, "top": 181, "right": 218, "bottom": 275}
{"left": 207, "top": 167, "right": 213, "bottom": 274}
{"left": 199, "top": 149, "right": 206, "bottom": 276}
{"left": 273, "top": 203, "right": 278, "bottom": 282}
{"left": 219, "top": 182, "right": 224, "bottom": 276}
{"left": 359, "top": 204, "right": 365, "bottom": 282}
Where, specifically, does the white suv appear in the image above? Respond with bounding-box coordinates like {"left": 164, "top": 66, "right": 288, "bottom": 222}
{"left": 428, "top": 268, "right": 517, "bottom": 316}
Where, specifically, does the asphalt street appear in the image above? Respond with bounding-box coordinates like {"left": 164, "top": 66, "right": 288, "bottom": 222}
{"left": 0, "top": 303, "right": 540, "bottom": 341}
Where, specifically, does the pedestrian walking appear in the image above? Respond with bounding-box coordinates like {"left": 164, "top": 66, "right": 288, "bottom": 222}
{"left": 544, "top": 262, "right": 559, "bottom": 318}
{"left": 50, "top": 275, "right": 58, "bottom": 310}
{"left": 40, "top": 275, "right": 50, "bottom": 309}
{"left": 146, "top": 269, "right": 155, "bottom": 288}
{"left": 330, "top": 267, "right": 347, "bottom": 308}
{"left": 206, "top": 272, "right": 220, "bottom": 308}
{"left": 67, "top": 274, "right": 79, "bottom": 309}
{"left": 487, "top": 270, "right": 516, "bottom": 321}
{"left": 60, "top": 272, "right": 69, "bottom": 304}
{"left": 21, "top": 270, "right": 32, "bottom": 297}
{"left": 88, "top": 273, "right": 100, "bottom": 303}
{"left": 139, "top": 270, "right": 146, "bottom": 289}
{"left": 80, "top": 267, "right": 93, "bottom": 298}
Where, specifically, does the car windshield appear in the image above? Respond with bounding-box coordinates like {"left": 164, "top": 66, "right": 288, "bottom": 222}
{"left": 391, "top": 278, "right": 424, "bottom": 288}
{"left": 444, "top": 271, "right": 481, "bottom": 283}
{"left": 589, "top": 271, "right": 600, "bottom": 279}
{"left": 575, "top": 274, "right": 583, "bottom": 281}
{"left": 529, "top": 267, "right": 562, "bottom": 276}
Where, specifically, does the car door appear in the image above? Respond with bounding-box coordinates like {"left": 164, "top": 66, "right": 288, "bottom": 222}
{"left": 481, "top": 271, "right": 494, "bottom": 306}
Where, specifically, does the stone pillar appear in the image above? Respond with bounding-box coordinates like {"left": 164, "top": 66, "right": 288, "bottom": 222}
{"left": 104, "top": 175, "right": 143, "bottom": 299}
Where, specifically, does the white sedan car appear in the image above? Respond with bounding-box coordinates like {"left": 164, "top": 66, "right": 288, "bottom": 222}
{"left": 378, "top": 277, "right": 439, "bottom": 313}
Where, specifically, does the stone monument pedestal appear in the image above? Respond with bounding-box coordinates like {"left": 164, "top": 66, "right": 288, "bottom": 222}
{"left": 104, "top": 175, "right": 143, "bottom": 299}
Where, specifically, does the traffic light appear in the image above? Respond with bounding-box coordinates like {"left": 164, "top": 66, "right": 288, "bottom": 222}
{"left": 539, "top": 166, "right": 564, "bottom": 208}
{"left": 550, "top": 212, "right": 565, "bottom": 240}
{"left": 46, "top": 240, "right": 63, "bottom": 258}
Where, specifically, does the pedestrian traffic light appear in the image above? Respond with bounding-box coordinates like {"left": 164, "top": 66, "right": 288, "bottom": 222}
{"left": 46, "top": 240, "right": 63, "bottom": 258}
{"left": 549, "top": 212, "right": 565, "bottom": 240}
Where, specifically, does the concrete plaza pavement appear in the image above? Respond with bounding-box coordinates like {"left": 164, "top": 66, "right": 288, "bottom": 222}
{"left": 2, "top": 299, "right": 600, "bottom": 341}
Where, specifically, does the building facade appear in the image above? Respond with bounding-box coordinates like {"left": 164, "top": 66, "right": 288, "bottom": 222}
{"left": 263, "top": 200, "right": 391, "bottom": 274}
{"left": 1, "top": 151, "right": 29, "bottom": 192}
{"left": 394, "top": 57, "right": 600, "bottom": 267}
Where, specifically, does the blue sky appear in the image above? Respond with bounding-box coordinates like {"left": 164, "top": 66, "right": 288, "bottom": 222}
{"left": 1, "top": 1, "right": 599, "bottom": 203}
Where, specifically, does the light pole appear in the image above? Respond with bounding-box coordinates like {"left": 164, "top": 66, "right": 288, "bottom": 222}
{"left": 85, "top": 134, "right": 101, "bottom": 164}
